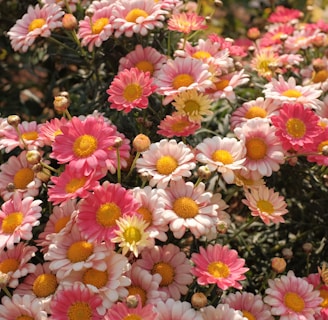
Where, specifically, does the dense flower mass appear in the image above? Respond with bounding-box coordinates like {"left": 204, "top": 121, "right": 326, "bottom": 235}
{"left": 2, "top": 1, "right": 328, "bottom": 318}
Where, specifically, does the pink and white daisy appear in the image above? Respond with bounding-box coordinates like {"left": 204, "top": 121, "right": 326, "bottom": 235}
{"left": 234, "top": 118, "right": 285, "bottom": 178}
{"left": 7, "top": 4, "right": 64, "bottom": 53}
{"left": 0, "top": 294, "right": 48, "bottom": 320}
{"left": 77, "top": 181, "right": 140, "bottom": 244}
{"left": 271, "top": 103, "right": 321, "bottom": 152}
{"left": 201, "top": 304, "right": 247, "bottom": 320}
{"left": 196, "top": 136, "right": 246, "bottom": 184}
{"left": 135, "top": 244, "right": 193, "bottom": 300}
{"left": 136, "top": 139, "right": 196, "bottom": 189}
{"left": 0, "top": 194, "right": 42, "bottom": 250}
{"left": 191, "top": 243, "right": 249, "bottom": 290}
{"left": 259, "top": 24, "right": 295, "bottom": 49}
{"left": 41, "top": 0, "right": 79, "bottom": 12}
{"left": 0, "top": 242, "right": 37, "bottom": 288}
{"left": 50, "top": 282, "right": 103, "bottom": 319}
{"left": 161, "top": 179, "right": 218, "bottom": 239}
{"left": 242, "top": 185, "right": 288, "bottom": 225}
{"left": 251, "top": 48, "right": 281, "bottom": 80}
{"left": 157, "top": 113, "right": 201, "bottom": 138}
{"left": 268, "top": 5, "right": 302, "bottom": 23}
{"left": 38, "top": 117, "right": 68, "bottom": 146}
{"left": 168, "top": 12, "right": 207, "bottom": 33}
{"left": 284, "top": 29, "right": 325, "bottom": 53}
{"left": 223, "top": 291, "right": 274, "bottom": 320}
{"left": 264, "top": 270, "right": 322, "bottom": 320}
{"left": 107, "top": 67, "right": 156, "bottom": 113}
{"left": 112, "top": 0, "right": 168, "bottom": 37}
{"left": 263, "top": 75, "right": 323, "bottom": 110}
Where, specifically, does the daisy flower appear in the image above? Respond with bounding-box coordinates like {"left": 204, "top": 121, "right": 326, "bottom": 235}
{"left": 271, "top": 102, "right": 321, "bottom": 152}
{"left": 7, "top": 4, "right": 64, "bottom": 53}
{"left": 307, "top": 126, "right": 328, "bottom": 166}
{"left": 41, "top": 0, "right": 79, "bottom": 12}
{"left": 157, "top": 113, "right": 201, "bottom": 138}
{"left": 136, "top": 139, "right": 196, "bottom": 189}
{"left": 155, "top": 57, "right": 212, "bottom": 104}
{"left": 242, "top": 185, "right": 288, "bottom": 225}
{"left": 135, "top": 244, "right": 193, "bottom": 300}
{"left": 284, "top": 29, "right": 325, "bottom": 53}
{"left": 118, "top": 44, "right": 167, "bottom": 76}
{"left": 191, "top": 243, "right": 249, "bottom": 290}
{"left": 0, "top": 150, "right": 42, "bottom": 201}
{"left": 112, "top": 0, "right": 168, "bottom": 37}
{"left": 223, "top": 291, "right": 274, "bottom": 320}
{"left": 268, "top": 5, "right": 302, "bottom": 23}
{"left": 38, "top": 117, "right": 67, "bottom": 146}
{"left": 107, "top": 67, "right": 156, "bottom": 113}
{"left": 263, "top": 75, "right": 323, "bottom": 110}
{"left": 168, "top": 12, "right": 207, "bottom": 33}
{"left": 196, "top": 136, "right": 246, "bottom": 184}
{"left": 259, "top": 24, "right": 295, "bottom": 49}
{"left": 251, "top": 48, "right": 281, "bottom": 80}
{"left": 201, "top": 303, "right": 247, "bottom": 320}
{"left": 0, "top": 194, "right": 42, "bottom": 250}
{"left": 161, "top": 179, "right": 218, "bottom": 239}
{"left": 50, "top": 282, "right": 103, "bottom": 319}
{"left": 111, "top": 214, "right": 153, "bottom": 257}
{"left": 264, "top": 270, "right": 322, "bottom": 320}
{"left": 234, "top": 118, "right": 285, "bottom": 178}
{"left": 0, "top": 294, "right": 48, "bottom": 320}
{"left": 172, "top": 89, "right": 213, "bottom": 122}
{"left": 77, "top": 181, "right": 140, "bottom": 244}
{"left": 0, "top": 242, "right": 37, "bottom": 288}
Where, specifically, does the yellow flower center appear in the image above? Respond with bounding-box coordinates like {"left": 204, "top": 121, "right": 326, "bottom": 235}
{"left": 135, "top": 61, "right": 154, "bottom": 75}
{"left": 319, "top": 140, "right": 328, "bottom": 152}
{"left": 16, "top": 316, "right": 34, "bottom": 320}
{"left": 192, "top": 51, "right": 212, "bottom": 60}
{"left": 320, "top": 288, "right": 328, "bottom": 308}
{"left": 183, "top": 100, "right": 201, "bottom": 115}
{"left": 286, "top": 118, "right": 306, "bottom": 138}
{"left": 65, "top": 177, "right": 87, "bottom": 194}
{"left": 32, "top": 273, "right": 58, "bottom": 298}
{"left": 128, "top": 286, "right": 147, "bottom": 306}
{"left": 207, "top": 261, "right": 230, "bottom": 278}
{"left": 246, "top": 138, "right": 267, "bottom": 160}
{"left": 156, "top": 155, "right": 178, "bottom": 175}
{"left": 21, "top": 131, "right": 38, "bottom": 141}
{"left": 123, "top": 83, "right": 142, "bottom": 102}
{"left": 123, "top": 227, "right": 141, "bottom": 243}
{"left": 242, "top": 310, "right": 256, "bottom": 320}
{"left": 173, "top": 197, "right": 199, "bottom": 219}
{"left": 125, "top": 9, "right": 149, "bottom": 23}
{"left": 284, "top": 292, "right": 305, "bottom": 312}
{"left": 123, "top": 315, "right": 142, "bottom": 320}
{"left": 171, "top": 120, "right": 189, "bottom": 132}
{"left": 137, "top": 207, "right": 153, "bottom": 225}
{"left": 28, "top": 18, "right": 46, "bottom": 32}
{"left": 67, "top": 241, "right": 93, "bottom": 263}
{"left": 67, "top": 302, "right": 92, "bottom": 320}
{"left": 13, "top": 168, "right": 34, "bottom": 189}
{"left": 257, "top": 200, "right": 274, "bottom": 214}
{"left": 172, "top": 74, "right": 194, "bottom": 90}
{"left": 215, "top": 79, "right": 229, "bottom": 91}
{"left": 73, "top": 134, "right": 98, "bottom": 158}
{"left": 82, "top": 268, "right": 108, "bottom": 288}
{"left": 54, "top": 216, "right": 71, "bottom": 233}
{"left": 92, "top": 17, "right": 109, "bottom": 34}
{"left": 211, "top": 150, "right": 233, "bottom": 164}
{"left": 96, "top": 202, "right": 121, "bottom": 227}
{"left": 245, "top": 106, "right": 267, "bottom": 119}
{"left": 152, "top": 262, "right": 175, "bottom": 287}
{"left": 282, "top": 89, "right": 302, "bottom": 98}
{"left": 0, "top": 258, "right": 19, "bottom": 274}
{"left": 313, "top": 70, "right": 328, "bottom": 83}
{"left": 1, "top": 212, "right": 23, "bottom": 234}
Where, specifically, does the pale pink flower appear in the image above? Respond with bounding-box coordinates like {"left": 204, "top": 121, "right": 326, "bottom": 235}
{"left": 259, "top": 24, "right": 294, "bottom": 49}
{"left": 201, "top": 304, "right": 247, "bottom": 320}
{"left": 158, "top": 0, "right": 184, "bottom": 11}
{"left": 167, "top": 12, "right": 207, "bottom": 33}
{"left": 284, "top": 29, "right": 325, "bottom": 53}
{"left": 38, "top": 116, "right": 68, "bottom": 146}
{"left": 268, "top": 5, "right": 302, "bottom": 23}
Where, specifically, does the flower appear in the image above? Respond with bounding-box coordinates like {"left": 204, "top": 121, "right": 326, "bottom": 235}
{"left": 38, "top": 117, "right": 67, "bottom": 146}
{"left": 167, "top": 12, "right": 207, "bottom": 33}
{"left": 201, "top": 303, "right": 247, "bottom": 320}
{"left": 268, "top": 5, "right": 302, "bottom": 23}
{"left": 264, "top": 270, "right": 323, "bottom": 319}
{"left": 191, "top": 243, "right": 249, "bottom": 290}
{"left": 307, "top": 126, "right": 328, "bottom": 166}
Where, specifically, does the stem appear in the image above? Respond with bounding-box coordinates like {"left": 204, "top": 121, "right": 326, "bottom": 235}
{"left": 14, "top": 126, "right": 28, "bottom": 150}
{"left": 126, "top": 151, "right": 141, "bottom": 179}
{"left": 194, "top": 176, "right": 202, "bottom": 187}
{"left": 40, "top": 161, "right": 60, "bottom": 174}
{"left": 2, "top": 287, "right": 12, "bottom": 298}
{"left": 116, "top": 148, "right": 121, "bottom": 184}
{"left": 64, "top": 109, "right": 72, "bottom": 120}
{"left": 224, "top": 217, "right": 256, "bottom": 245}
{"left": 48, "top": 36, "right": 77, "bottom": 54}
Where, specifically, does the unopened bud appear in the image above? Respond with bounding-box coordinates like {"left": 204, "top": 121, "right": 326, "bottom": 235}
{"left": 6, "top": 183, "right": 15, "bottom": 192}
{"left": 26, "top": 150, "right": 41, "bottom": 165}
{"left": 133, "top": 134, "right": 151, "bottom": 152}
{"left": 54, "top": 94, "right": 70, "bottom": 113}
{"left": 126, "top": 295, "right": 138, "bottom": 308}
{"left": 7, "top": 115, "right": 21, "bottom": 127}
{"left": 197, "top": 166, "right": 211, "bottom": 180}
{"left": 85, "top": 8, "right": 95, "bottom": 17}
{"left": 322, "top": 145, "right": 328, "bottom": 156}
{"left": 247, "top": 27, "right": 260, "bottom": 40}
{"left": 279, "top": 34, "right": 288, "bottom": 42}
{"left": 282, "top": 248, "right": 293, "bottom": 260}
{"left": 113, "top": 137, "right": 123, "bottom": 148}
{"left": 191, "top": 292, "right": 208, "bottom": 309}
{"left": 62, "top": 13, "right": 78, "bottom": 30}
{"left": 214, "top": 0, "right": 223, "bottom": 6}
{"left": 302, "top": 242, "right": 313, "bottom": 254}
{"left": 36, "top": 168, "right": 51, "bottom": 183}
{"left": 0, "top": 271, "right": 10, "bottom": 289}
{"left": 271, "top": 257, "right": 287, "bottom": 274}
{"left": 313, "top": 58, "right": 326, "bottom": 72}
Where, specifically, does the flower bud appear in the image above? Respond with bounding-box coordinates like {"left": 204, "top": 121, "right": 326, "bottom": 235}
{"left": 62, "top": 13, "right": 78, "bottom": 30}
{"left": 271, "top": 257, "right": 287, "bottom": 274}
{"left": 133, "top": 134, "right": 151, "bottom": 152}
{"left": 7, "top": 115, "right": 21, "bottom": 127}
{"left": 6, "top": 183, "right": 15, "bottom": 192}
{"left": 0, "top": 272, "right": 10, "bottom": 289}
{"left": 282, "top": 248, "right": 293, "bottom": 260}
{"left": 126, "top": 295, "right": 138, "bottom": 308}
{"left": 113, "top": 137, "right": 123, "bottom": 149}
{"left": 197, "top": 165, "right": 211, "bottom": 180}
{"left": 191, "top": 292, "right": 208, "bottom": 309}
{"left": 26, "top": 150, "right": 41, "bottom": 165}
{"left": 247, "top": 27, "right": 260, "bottom": 40}
{"left": 36, "top": 168, "right": 51, "bottom": 183}
{"left": 54, "top": 93, "right": 70, "bottom": 113}
{"left": 322, "top": 145, "right": 328, "bottom": 156}
{"left": 302, "top": 242, "right": 313, "bottom": 254}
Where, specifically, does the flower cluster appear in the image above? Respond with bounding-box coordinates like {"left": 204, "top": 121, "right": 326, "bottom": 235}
{"left": 1, "top": 1, "right": 328, "bottom": 319}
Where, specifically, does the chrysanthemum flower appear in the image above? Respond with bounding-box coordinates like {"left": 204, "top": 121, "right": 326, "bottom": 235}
{"left": 191, "top": 243, "right": 249, "bottom": 290}
{"left": 7, "top": 4, "right": 64, "bottom": 53}
{"left": 111, "top": 214, "right": 153, "bottom": 257}
{"left": 157, "top": 113, "right": 201, "bottom": 138}
{"left": 136, "top": 139, "right": 196, "bottom": 189}
{"left": 223, "top": 291, "right": 274, "bottom": 320}
{"left": 196, "top": 136, "right": 246, "bottom": 184}
{"left": 41, "top": 0, "right": 79, "bottom": 12}
{"left": 268, "top": 5, "right": 302, "bottom": 23}
{"left": 259, "top": 24, "right": 294, "bottom": 49}
{"left": 107, "top": 67, "right": 156, "bottom": 113}
{"left": 135, "top": 244, "right": 193, "bottom": 300}
{"left": 50, "top": 282, "right": 104, "bottom": 319}
{"left": 242, "top": 185, "right": 288, "bottom": 225}
{"left": 264, "top": 270, "right": 322, "bottom": 319}
{"left": 168, "top": 12, "right": 207, "bottom": 33}
{"left": 38, "top": 116, "right": 67, "bottom": 146}
{"left": 0, "top": 194, "right": 42, "bottom": 250}
{"left": 0, "top": 294, "right": 48, "bottom": 320}
{"left": 271, "top": 103, "right": 321, "bottom": 152}
{"left": 77, "top": 181, "right": 140, "bottom": 244}
{"left": 201, "top": 303, "right": 246, "bottom": 320}
{"left": 234, "top": 118, "right": 285, "bottom": 178}
{"left": 0, "top": 242, "right": 37, "bottom": 288}
{"left": 251, "top": 48, "right": 281, "bottom": 80}
{"left": 112, "top": 0, "right": 168, "bottom": 37}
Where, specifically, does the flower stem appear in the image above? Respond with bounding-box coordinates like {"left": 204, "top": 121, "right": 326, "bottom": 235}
{"left": 116, "top": 148, "right": 121, "bottom": 184}
{"left": 126, "top": 152, "right": 141, "bottom": 179}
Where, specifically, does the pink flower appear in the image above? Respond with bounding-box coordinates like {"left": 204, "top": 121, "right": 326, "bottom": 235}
{"left": 107, "top": 67, "right": 156, "bottom": 113}
{"left": 201, "top": 304, "right": 246, "bottom": 320}
{"left": 191, "top": 243, "right": 249, "bottom": 290}
{"left": 38, "top": 116, "right": 68, "bottom": 146}
{"left": 307, "top": 126, "right": 328, "bottom": 166}
{"left": 7, "top": 4, "right": 64, "bottom": 53}
{"left": 168, "top": 12, "right": 207, "bottom": 33}
{"left": 268, "top": 5, "right": 302, "bottom": 23}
